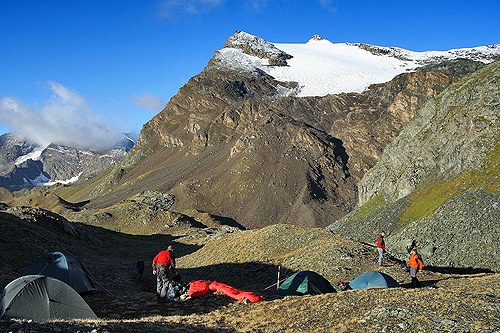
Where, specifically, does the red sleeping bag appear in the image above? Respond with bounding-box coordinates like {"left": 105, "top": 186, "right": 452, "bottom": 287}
{"left": 188, "top": 280, "right": 211, "bottom": 298}
{"left": 209, "top": 281, "right": 264, "bottom": 303}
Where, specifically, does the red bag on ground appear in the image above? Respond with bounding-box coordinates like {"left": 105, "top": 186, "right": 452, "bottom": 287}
{"left": 209, "top": 281, "right": 263, "bottom": 303}
{"left": 188, "top": 280, "right": 212, "bottom": 298}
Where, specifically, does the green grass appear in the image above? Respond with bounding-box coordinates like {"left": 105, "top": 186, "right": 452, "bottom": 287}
{"left": 352, "top": 193, "right": 385, "bottom": 220}
{"left": 399, "top": 142, "right": 500, "bottom": 223}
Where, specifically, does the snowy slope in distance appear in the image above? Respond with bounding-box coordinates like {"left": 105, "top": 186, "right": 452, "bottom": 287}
{"left": 268, "top": 39, "right": 408, "bottom": 96}
{"left": 216, "top": 34, "right": 500, "bottom": 97}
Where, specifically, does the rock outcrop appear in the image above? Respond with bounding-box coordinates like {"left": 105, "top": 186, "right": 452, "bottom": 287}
{"left": 222, "top": 30, "right": 293, "bottom": 66}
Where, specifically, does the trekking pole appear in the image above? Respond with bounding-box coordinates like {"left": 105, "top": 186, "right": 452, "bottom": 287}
{"left": 263, "top": 277, "right": 288, "bottom": 291}
{"left": 277, "top": 266, "right": 281, "bottom": 290}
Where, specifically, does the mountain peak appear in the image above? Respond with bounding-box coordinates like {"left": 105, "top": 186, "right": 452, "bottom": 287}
{"left": 222, "top": 30, "right": 292, "bottom": 66}
{"left": 309, "top": 35, "right": 326, "bottom": 42}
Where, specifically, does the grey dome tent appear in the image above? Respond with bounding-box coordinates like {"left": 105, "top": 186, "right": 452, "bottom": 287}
{"left": 348, "top": 271, "right": 399, "bottom": 290}
{"left": 22, "top": 251, "right": 97, "bottom": 293}
{"left": 0, "top": 275, "right": 97, "bottom": 320}
{"left": 277, "top": 271, "right": 337, "bottom": 296}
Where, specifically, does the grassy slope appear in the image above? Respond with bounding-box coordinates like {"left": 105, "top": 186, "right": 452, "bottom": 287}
{"left": 399, "top": 141, "right": 500, "bottom": 223}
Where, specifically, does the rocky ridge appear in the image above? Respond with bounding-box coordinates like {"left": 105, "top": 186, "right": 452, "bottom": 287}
{"left": 352, "top": 42, "right": 500, "bottom": 65}
{"left": 222, "top": 30, "right": 293, "bottom": 66}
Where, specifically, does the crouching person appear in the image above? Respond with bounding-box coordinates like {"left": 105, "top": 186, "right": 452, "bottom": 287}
{"left": 153, "top": 245, "right": 179, "bottom": 302}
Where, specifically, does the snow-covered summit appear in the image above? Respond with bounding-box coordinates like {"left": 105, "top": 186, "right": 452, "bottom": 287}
{"left": 223, "top": 30, "right": 292, "bottom": 66}
{"left": 309, "top": 35, "right": 325, "bottom": 42}
{"left": 216, "top": 31, "right": 500, "bottom": 97}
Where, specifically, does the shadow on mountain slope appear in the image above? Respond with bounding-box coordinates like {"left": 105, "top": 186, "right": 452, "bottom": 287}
{"left": 424, "top": 266, "right": 494, "bottom": 275}
{"left": 82, "top": 261, "right": 286, "bottom": 320}
{"left": 58, "top": 196, "right": 90, "bottom": 211}
{"left": 178, "top": 262, "right": 294, "bottom": 295}
{"left": 0, "top": 209, "right": 203, "bottom": 292}
{"left": 208, "top": 214, "right": 246, "bottom": 230}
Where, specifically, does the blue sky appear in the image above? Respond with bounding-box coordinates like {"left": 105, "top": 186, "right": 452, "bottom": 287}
{"left": 0, "top": 0, "right": 498, "bottom": 147}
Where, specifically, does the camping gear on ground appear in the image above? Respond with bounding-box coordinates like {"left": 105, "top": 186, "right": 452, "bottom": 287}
{"left": 0, "top": 275, "right": 97, "bottom": 320}
{"left": 188, "top": 280, "right": 263, "bottom": 303}
{"left": 166, "top": 282, "right": 177, "bottom": 301}
{"left": 22, "top": 251, "right": 97, "bottom": 293}
{"left": 209, "top": 281, "right": 263, "bottom": 303}
{"left": 188, "top": 280, "right": 211, "bottom": 298}
{"left": 276, "top": 270, "right": 337, "bottom": 296}
{"left": 348, "top": 271, "right": 399, "bottom": 290}
{"left": 173, "top": 282, "right": 189, "bottom": 297}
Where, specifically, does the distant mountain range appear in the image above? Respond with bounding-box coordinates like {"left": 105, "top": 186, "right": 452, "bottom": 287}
{"left": 0, "top": 132, "right": 136, "bottom": 191}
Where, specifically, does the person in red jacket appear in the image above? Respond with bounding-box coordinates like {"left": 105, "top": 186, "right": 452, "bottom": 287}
{"left": 407, "top": 248, "right": 424, "bottom": 287}
{"left": 153, "top": 245, "right": 179, "bottom": 302}
{"left": 377, "top": 231, "right": 386, "bottom": 266}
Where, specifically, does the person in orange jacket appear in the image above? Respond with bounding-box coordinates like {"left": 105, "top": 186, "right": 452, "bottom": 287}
{"left": 407, "top": 248, "right": 424, "bottom": 287}
{"left": 153, "top": 245, "right": 179, "bottom": 302}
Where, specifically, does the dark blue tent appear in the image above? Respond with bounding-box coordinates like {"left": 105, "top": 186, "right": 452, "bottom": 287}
{"left": 349, "top": 271, "right": 399, "bottom": 290}
{"left": 277, "top": 271, "right": 337, "bottom": 296}
{"left": 22, "top": 252, "right": 97, "bottom": 293}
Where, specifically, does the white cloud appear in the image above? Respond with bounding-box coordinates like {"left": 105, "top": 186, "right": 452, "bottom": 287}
{"left": 317, "top": 0, "right": 337, "bottom": 12}
{"left": 244, "top": 0, "right": 268, "bottom": 13}
{"left": 0, "top": 82, "right": 124, "bottom": 152}
{"left": 158, "top": 0, "right": 225, "bottom": 17}
{"left": 131, "top": 92, "right": 165, "bottom": 111}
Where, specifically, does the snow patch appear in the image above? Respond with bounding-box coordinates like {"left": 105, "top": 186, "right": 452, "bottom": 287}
{"left": 267, "top": 40, "right": 413, "bottom": 96}
{"left": 44, "top": 172, "right": 82, "bottom": 186}
{"left": 14, "top": 146, "right": 47, "bottom": 165}
{"left": 216, "top": 48, "right": 270, "bottom": 71}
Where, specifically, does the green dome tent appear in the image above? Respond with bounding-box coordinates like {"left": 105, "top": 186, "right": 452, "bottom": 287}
{"left": 348, "top": 271, "right": 399, "bottom": 290}
{"left": 22, "top": 251, "right": 97, "bottom": 293}
{"left": 277, "top": 271, "right": 337, "bottom": 296}
{"left": 0, "top": 275, "right": 97, "bottom": 320}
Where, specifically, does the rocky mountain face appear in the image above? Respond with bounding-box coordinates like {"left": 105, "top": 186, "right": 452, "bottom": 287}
{"left": 328, "top": 61, "right": 500, "bottom": 270}
{"left": 0, "top": 133, "right": 134, "bottom": 191}
{"left": 0, "top": 133, "right": 39, "bottom": 174}
{"left": 57, "top": 32, "right": 491, "bottom": 230}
